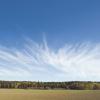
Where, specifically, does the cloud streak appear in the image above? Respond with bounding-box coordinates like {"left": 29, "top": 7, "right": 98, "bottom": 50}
{"left": 0, "top": 39, "right": 100, "bottom": 81}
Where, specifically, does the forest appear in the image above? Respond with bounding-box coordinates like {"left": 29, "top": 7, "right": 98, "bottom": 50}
{"left": 0, "top": 81, "right": 100, "bottom": 90}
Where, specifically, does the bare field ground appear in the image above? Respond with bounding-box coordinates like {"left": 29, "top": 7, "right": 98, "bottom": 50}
{"left": 0, "top": 89, "right": 100, "bottom": 100}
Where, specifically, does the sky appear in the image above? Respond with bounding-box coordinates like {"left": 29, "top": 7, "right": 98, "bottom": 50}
{"left": 0, "top": 0, "right": 100, "bottom": 81}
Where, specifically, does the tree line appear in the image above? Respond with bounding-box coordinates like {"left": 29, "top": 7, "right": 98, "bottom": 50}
{"left": 0, "top": 81, "right": 100, "bottom": 90}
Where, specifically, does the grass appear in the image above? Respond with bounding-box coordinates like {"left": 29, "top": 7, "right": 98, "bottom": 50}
{"left": 0, "top": 89, "right": 100, "bottom": 100}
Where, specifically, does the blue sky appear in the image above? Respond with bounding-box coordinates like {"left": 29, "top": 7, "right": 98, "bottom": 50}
{"left": 0, "top": 0, "right": 100, "bottom": 81}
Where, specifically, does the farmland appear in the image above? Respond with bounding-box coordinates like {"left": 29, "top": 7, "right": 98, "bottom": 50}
{"left": 0, "top": 89, "right": 100, "bottom": 100}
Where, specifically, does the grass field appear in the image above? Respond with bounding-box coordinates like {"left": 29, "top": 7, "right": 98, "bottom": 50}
{"left": 0, "top": 89, "right": 100, "bottom": 100}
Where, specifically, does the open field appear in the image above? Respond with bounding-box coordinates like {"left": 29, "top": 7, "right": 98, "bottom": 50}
{"left": 0, "top": 89, "right": 100, "bottom": 100}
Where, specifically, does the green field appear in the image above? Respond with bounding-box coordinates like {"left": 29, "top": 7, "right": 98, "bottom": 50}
{"left": 0, "top": 89, "right": 100, "bottom": 100}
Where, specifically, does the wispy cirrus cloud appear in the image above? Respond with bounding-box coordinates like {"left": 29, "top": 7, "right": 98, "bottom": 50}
{"left": 0, "top": 39, "right": 100, "bottom": 81}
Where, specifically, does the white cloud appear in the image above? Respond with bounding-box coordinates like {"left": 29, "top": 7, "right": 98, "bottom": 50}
{"left": 0, "top": 39, "right": 100, "bottom": 81}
